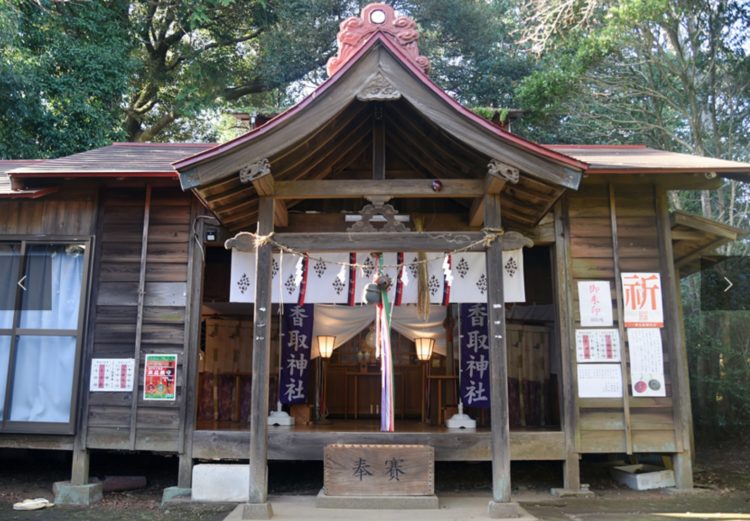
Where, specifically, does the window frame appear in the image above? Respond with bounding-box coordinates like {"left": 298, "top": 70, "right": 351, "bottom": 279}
{"left": 0, "top": 236, "right": 92, "bottom": 435}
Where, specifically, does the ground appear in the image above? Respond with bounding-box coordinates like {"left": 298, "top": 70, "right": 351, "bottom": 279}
{"left": 0, "top": 435, "right": 747, "bottom": 520}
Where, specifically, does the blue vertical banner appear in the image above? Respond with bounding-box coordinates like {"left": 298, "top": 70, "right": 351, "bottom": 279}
{"left": 459, "top": 303, "right": 491, "bottom": 408}
{"left": 279, "top": 304, "right": 314, "bottom": 405}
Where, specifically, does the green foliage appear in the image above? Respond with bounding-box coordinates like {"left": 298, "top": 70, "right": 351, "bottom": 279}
{"left": 0, "top": 1, "right": 134, "bottom": 159}
{"left": 515, "top": 0, "right": 750, "bottom": 157}
{"left": 684, "top": 300, "right": 750, "bottom": 430}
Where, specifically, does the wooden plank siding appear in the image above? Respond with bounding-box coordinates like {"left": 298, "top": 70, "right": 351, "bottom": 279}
{"left": 565, "top": 182, "right": 677, "bottom": 454}
{"left": 86, "top": 185, "right": 195, "bottom": 453}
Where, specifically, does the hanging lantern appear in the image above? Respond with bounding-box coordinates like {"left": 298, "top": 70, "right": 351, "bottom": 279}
{"left": 414, "top": 337, "right": 434, "bottom": 362}
{"left": 317, "top": 335, "right": 336, "bottom": 359}
{"left": 363, "top": 282, "right": 381, "bottom": 304}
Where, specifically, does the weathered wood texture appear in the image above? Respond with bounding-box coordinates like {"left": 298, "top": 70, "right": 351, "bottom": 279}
{"left": 0, "top": 186, "right": 97, "bottom": 235}
{"left": 192, "top": 429, "right": 566, "bottom": 461}
{"left": 324, "top": 444, "right": 434, "bottom": 496}
{"left": 565, "top": 182, "right": 679, "bottom": 455}
{"left": 86, "top": 186, "right": 194, "bottom": 452}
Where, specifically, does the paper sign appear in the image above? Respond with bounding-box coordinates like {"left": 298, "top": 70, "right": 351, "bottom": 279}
{"left": 621, "top": 272, "right": 664, "bottom": 328}
{"left": 627, "top": 328, "right": 666, "bottom": 397}
{"left": 578, "top": 280, "right": 613, "bottom": 326}
{"left": 144, "top": 354, "right": 177, "bottom": 401}
{"left": 577, "top": 364, "right": 623, "bottom": 398}
{"left": 576, "top": 329, "right": 621, "bottom": 362}
{"left": 90, "top": 358, "right": 134, "bottom": 392}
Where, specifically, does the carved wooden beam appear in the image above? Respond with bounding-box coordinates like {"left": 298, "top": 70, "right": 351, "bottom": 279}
{"left": 487, "top": 159, "right": 520, "bottom": 184}
{"left": 357, "top": 71, "right": 402, "bottom": 102}
{"left": 239, "top": 158, "right": 274, "bottom": 196}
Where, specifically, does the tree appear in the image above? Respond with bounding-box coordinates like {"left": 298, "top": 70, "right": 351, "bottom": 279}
{"left": 0, "top": 1, "right": 133, "bottom": 159}
{"left": 515, "top": 0, "right": 750, "bottom": 432}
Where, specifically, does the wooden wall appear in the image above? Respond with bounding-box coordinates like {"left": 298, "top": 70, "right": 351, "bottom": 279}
{"left": 0, "top": 187, "right": 97, "bottom": 236}
{"left": 85, "top": 185, "right": 197, "bottom": 452}
{"left": 563, "top": 182, "right": 679, "bottom": 454}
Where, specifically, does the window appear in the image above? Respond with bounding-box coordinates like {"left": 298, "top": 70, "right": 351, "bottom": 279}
{"left": 0, "top": 240, "right": 90, "bottom": 434}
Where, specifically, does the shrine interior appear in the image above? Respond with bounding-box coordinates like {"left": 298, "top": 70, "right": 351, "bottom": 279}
{"left": 195, "top": 243, "right": 562, "bottom": 434}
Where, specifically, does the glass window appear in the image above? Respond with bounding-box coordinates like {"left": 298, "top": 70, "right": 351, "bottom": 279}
{"left": 19, "top": 244, "right": 84, "bottom": 330}
{"left": 0, "top": 240, "right": 89, "bottom": 432}
{"left": 9, "top": 336, "right": 76, "bottom": 423}
{"left": 0, "top": 244, "right": 21, "bottom": 329}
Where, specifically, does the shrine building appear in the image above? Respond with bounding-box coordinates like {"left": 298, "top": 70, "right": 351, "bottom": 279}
{"left": 0, "top": 3, "right": 748, "bottom": 518}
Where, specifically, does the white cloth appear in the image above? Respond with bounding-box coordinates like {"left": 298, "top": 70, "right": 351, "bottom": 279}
{"left": 10, "top": 245, "right": 83, "bottom": 423}
{"left": 230, "top": 249, "right": 525, "bottom": 304}
{"left": 306, "top": 253, "right": 351, "bottom": 304}
{"left": 449, "top": 250, "right": 525, "bottom": 303}
{"left": 230, "top": 252, "right": 303, "bottom": 303}
{"left": 310, "top": 304, "right": 447, "bottom": 358}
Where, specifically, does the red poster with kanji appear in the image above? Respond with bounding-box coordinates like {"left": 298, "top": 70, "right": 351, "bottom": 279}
{"left": 621, "top": 272, "right": 664, "bottom": 328}
{"left": 144, "top": 354, "right": 177, "bottom": 401}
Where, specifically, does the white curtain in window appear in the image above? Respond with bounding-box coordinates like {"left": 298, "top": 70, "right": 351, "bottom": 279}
{"left": 19, "top": 246, "right": 83, "bottom": 330}
{"left": 10, "top": 335, "right": 75, "bottom": 422}
{"left": 0, "top": 336, "right": 9, "bottom": 418}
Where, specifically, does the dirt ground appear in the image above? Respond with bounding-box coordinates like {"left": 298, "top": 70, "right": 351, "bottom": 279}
{"left": 0, "top": 434, "right": 747, "bottom": 520}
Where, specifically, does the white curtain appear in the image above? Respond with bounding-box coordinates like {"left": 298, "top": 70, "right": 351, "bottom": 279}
{"left": 10, "top": 335, "right": 75, "bottom": 422}
{"left": 19, "top": 245, "right": 83, "bottom": 329}
{"left": 310, "top": 304, "right": 447, "bottom": 358}
{"left": 10, "top": 245, "right": 83, "bottom": 423}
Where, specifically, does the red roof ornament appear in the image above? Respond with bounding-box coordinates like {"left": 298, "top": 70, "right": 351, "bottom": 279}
{"left": 327, "top": 3, "right": 430, "bottom": 77}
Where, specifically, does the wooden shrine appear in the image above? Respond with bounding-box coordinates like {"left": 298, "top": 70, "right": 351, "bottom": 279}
{"left": 0, "top": 2, "right": 749, "bottom": 516}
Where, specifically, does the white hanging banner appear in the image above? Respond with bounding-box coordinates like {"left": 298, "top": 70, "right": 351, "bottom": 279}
{"left": 229, "top": 251, "right": 303, "bottom": 303}
{"left": 230, "top": 249, "right": 525, "bottom": 304}
{"left": 397, "top": 253, "right": 447, "bottom": 305}
{"left": 229, "top": 250, "right": 256, "bottom": 303}
{"left": 448, "top": 250, "right": 525, "bottom": 303}
{"left": 306, "top": 253, "right": 351, "bottom": 304}
{"left": 627, "top": 328, "right": 666, "bottom": 397}
{"left": 272, "top": 254, "right": 303, "bottom": 304}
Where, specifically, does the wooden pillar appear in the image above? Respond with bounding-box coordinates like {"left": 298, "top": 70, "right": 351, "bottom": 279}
{"left": 70, "top": 449, "right": 90, "bottom": 486}
{"left": 552, "top": 199, "right": 581, "bottom": 491}
{"left": 247, "top": 196, "right": 275, "bottom": 510}
{"left": 177, "top": 205, "right": 208, "bottom": 488}
{"left": 654, "top": 187, "right": 694, "bottom": 489}
{"left": 608, "top": 185, "right": 633, "bottom": 454}
{"left": 485, "top": 193, "right": 511, "bottom": 503}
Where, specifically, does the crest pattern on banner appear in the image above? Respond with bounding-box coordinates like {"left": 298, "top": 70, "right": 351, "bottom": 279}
{"left": 230, "top": 250, "right": 526, "bottom": 304}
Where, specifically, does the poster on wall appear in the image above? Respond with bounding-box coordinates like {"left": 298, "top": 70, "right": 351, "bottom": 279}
{"left": 577, "top": 364, "right": 623, "bottom": 398}
{"left": 144, "top": 354, "right": 177, "bottom": 401}
{"left": 627, "top": 328, "right": 666, "bottom": 397}
{"left": 90, "top": 358, "right": 134, "bottom": 392}
{"left": 621, "top": 272, "right": 664, "bottom": 328}
{"left": 577, "top": 281, "right": 613, "bottom": 327}
{"left": 575, "top": 329, "right": 621, "bottom": 362}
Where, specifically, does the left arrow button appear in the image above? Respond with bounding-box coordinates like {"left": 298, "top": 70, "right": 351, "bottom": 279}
{"left": 17, "top": 275, "right": 26, "bottom": 291}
